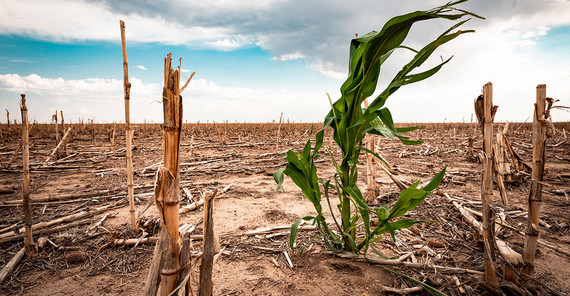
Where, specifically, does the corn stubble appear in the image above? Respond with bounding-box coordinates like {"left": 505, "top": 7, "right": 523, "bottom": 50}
{"left": 143, "top": 54, "right": 195, "bottom": 296}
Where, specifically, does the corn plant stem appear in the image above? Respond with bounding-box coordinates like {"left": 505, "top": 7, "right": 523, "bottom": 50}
{"left": 120, "top": 20, "right": 137, "bottom": 231}
{"left": 325, "top": 190, "right": 342, "bottom": 235}
{"left": 20, "top": 95, "right": 37, "bottom": 255}
{"left": 327, "top": 93, "right": 352, "bottom": 247}
{"left": 481, "top": 82, "right": 499, "bottom": 287}
{"left": 340, "top": 164, "right": 354, "bottom": 250}
{"left": 521, "top": 84, "right": 547, "bottom": 281}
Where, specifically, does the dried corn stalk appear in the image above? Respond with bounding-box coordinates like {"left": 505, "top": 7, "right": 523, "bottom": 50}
{"left": 479, "top": 83, "right": 499, "bottom": 288}
{"left": 120, "top": 20, "right": 137, "bottom": 230}
{"left": 521, "top": 84, "right": 549, "bottom": 281}
{"left": 144, "top": 53, "right": 195, "bottom": 296}
{"left": 20, "top": 94, "right": 37, "bottom": 255}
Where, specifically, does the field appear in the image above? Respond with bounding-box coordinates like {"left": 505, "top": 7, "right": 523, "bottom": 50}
{"left": 0, "top": 121, "right": 569, "bottom": 295}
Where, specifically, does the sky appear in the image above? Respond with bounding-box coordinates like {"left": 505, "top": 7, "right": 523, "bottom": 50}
{"left": 0, "top": 0, "right": 569, "bottom": 124}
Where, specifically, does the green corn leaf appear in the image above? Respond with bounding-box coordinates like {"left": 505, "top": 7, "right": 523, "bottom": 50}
{"left": 314, "top": 129, "right": 324, "bottom": 156}
{"left": 349, "top": 214, "right": 360, "bottom": 228}
{"left": 368, "top": 124, "right": 396, "bottom": 140}
{"left": 357, "top": 145, "right": 391, "bottom": 169}
{"left": 408, "top": 180, "right": 420, "bottom": 190}
{"left": 301, "top": 128, "right": 313, "bottom": 160}
{"left": 423, "top": 165, "right": 447, "bottom": 192}
{"left": 345, "top": 186, "right": 371, "bottom": 226}
{"left": 347, "top": 158, "right": 364, "bottom": 167}
{"left": 374, "top": 204, "right": 390, "bottom": 221}
{"left": 283, "top": 164, "right": 314, "bottom": 202}
{"left": 373, "top": 219, "right": 427, "bottom": 239}
{"left": 321, "top": 179, "right": 343, "bottom": 233}
{"left": 366, "top": 21, "right": 474, "bottom": 117}
{"left": 388, "top": 183, "right": 428, "bottom": 220}
{"left": 396, "top": 134, "right": 424, "bottom": 145}
{"left": 370, "top": 236, "right": 383, "bottom": 243}
{"left": 273, "top": 167, "right": 285, "bottom": 193}
{"left": 401, "top": 56, "right": 452, "bottom": 86}
{"left": 397, "top": 45, "right": 419, "bottom": 54}
{"left": 386, "top": 221, "right": 397, "bottom": 241}
{"left": 299, "top": 237, "right": 314, "bottom": 256}
{"left": 384, "top": 267, "right": 448, "bottom": 296}
{"left": 396, "top": 125, "right": 424, "bottom": 133}
{"left": 370, "top": 243, "right": 399, "bottom": 259}
{"left": 344, "top": 232, "right": 359, "bottom": 251}
{"left": 290, "top": 219, "right": 301, "bottom": 251}
{"left": 325, "top": 146, "right": 341, "bottom": 175}
{"left": 383, "top": 166, "right": 447, "bottom": 221}
{"left": 377, "top": 108, "right": 397, "bottom": 134}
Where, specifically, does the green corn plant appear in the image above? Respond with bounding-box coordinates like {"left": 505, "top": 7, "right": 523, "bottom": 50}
{"left": 275, "top": 0, "right": 481, "bottom": 253}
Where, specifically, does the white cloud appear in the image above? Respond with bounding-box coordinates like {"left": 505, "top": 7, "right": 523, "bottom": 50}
{"left": 136, "top": 65, "right": 146, "bottom": 70}
{"left": 308, "top": 61, "right": 346, "bottom": 80}
{"left": 0, "top": 73, "right": 121, "bottom": 94}
{"left": 204, "top": 38, "right": 255, "bottom": 51}
{"left": 2, "top": 0, "right": 570, "bottom": 75}
{"left": 271, "top": 52, "right": 305, "bottom": 61}
{"left": 0, "top": 73, "right": 161, "bottom": 122}
{"left": 0, "top": 73, "right": 328, "bottom": 123}
{"left": 0, "top": 0, "right": 236, "bottom": 47}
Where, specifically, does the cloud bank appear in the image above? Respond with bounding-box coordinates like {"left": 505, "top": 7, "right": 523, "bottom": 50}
{"left": 0, "top": 73, "right": 328, "bottom": 123}
{"left": 2, "top": 0, "right": 569, "bottom": 76}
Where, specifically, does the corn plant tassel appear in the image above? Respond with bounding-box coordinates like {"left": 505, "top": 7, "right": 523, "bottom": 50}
{"left": 120, "top": 20, "right": 137, "bottom": 231}
{"left": 480, "top": 82, "right": 499, "bottom": 288}
{"left": 20, "top": 94, "right": 37, "bottom": 255}
{"left": 521, "top": 84, "right": 548, "bottom": 281}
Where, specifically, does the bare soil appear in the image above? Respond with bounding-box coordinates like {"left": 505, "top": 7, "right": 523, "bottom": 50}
{"left": 0, "top": 122, "right": 568, "bottom": 295}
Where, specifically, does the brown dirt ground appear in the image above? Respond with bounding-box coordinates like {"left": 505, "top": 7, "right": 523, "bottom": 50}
{"left": 0, "top": 122, "right": 568, "bottom": 295}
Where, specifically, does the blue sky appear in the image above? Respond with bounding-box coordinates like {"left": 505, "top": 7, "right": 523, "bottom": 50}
{"left": 0, "top": 0, "right": 569, "bottom": 123}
